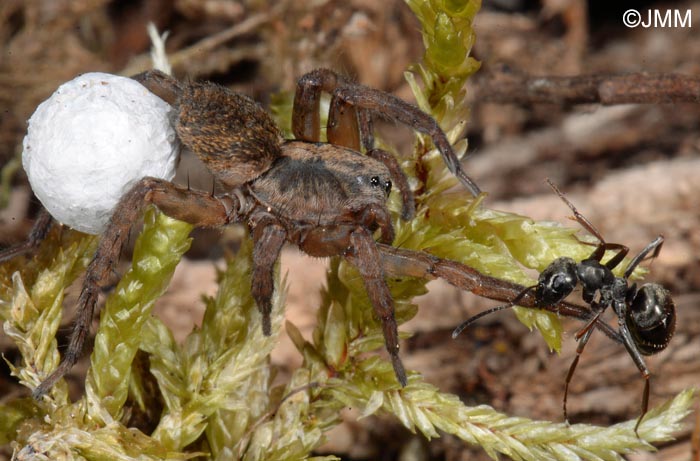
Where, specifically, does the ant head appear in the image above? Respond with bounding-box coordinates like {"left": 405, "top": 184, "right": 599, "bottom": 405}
{"left": 626, "top": 283, "right": 676, "bottom": 355}
{"left": 535, "top": 256, "right": 578, "bottom": 307}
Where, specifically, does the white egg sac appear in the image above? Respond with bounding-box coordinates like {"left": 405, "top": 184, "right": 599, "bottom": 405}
{"left": 22, "top": 72, "right": 178, "bottom": 234}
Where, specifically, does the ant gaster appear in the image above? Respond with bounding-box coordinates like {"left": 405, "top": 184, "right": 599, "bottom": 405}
{"left": 452, "top": 179, "right": 676, "bottom": 433}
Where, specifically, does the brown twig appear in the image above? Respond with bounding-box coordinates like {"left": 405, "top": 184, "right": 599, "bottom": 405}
{"left": 475, "top": 72, "right": 700, "bottom": 105}
{"left": 121, "top": 8, "right": 281, "bottom": 76}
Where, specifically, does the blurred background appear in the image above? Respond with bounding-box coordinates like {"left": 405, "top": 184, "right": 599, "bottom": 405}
{"left": 0, "top": 1, "right": 699, "bottom": 460}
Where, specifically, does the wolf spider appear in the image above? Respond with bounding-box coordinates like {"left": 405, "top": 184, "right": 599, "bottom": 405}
{"left": 2, "top": 68, "right": 491, "bottom": 396}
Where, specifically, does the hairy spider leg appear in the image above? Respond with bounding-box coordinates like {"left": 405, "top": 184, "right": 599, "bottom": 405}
{"left": 293, "top": 68, "right": 481, "bottom": 200}
{"left": 329, "top": 82, "right": 481, "bottom": 196}
{"left": 292, "top": 69, "right": 416, "bottom": 219}
{"left": 0, "top": 208, "right": 53, "bottom": 263}
{"left": 379, "top": 239, "right": 630, "bottom": 408}
{"left": 32, "top": 177, "right": 238, "bottom": 397}
{"left": 132, "top": 70, "right": 183, "bottom": 106}
{"left": 293, "top": 69, "right": 367, "bottom": 151}
{"left": 250, "top": 214, "right": 287, "bottom": 336}
{"left": 349, "top": 228, "right": 406, "bottom": 385}
{"left": 370, "top": 243, "right": 623, "bottom": 341}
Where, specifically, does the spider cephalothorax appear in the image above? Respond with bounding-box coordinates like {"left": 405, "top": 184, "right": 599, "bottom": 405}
{"left": 18, "top": 68, "right": 483, "bottom": 395}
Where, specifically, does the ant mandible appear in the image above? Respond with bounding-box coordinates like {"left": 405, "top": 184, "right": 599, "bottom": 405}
{"left": 452, "top": 179, "right": 676, "bottom": 433}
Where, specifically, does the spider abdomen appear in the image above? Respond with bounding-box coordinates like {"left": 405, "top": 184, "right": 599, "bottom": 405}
{"left": 133, "top": 70, "right": 283, "bottom": 188}
{"left": 177, "top": 81, "right": 283, "bottom": 187}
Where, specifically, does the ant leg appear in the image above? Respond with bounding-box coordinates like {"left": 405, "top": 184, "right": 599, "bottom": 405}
{"left": 599, "top": 243, "right": 629, "bottom": 270}
{"left": 583, "top": 242, "right": 630, "bottom": 274}
{"left": 0, "top": 208, "right": 53, "bottom": 263}
{"left": 614, "top": 301, "right": 652, "bottom": 434}
{"left": 250, "top": 215, "right": 287, "bottom": 336}
{"left": 546, "top": 179, "right": 631, "bottom": 268}
{"left": 546, "top": 179, "right": 607, "bottom": 243}
{"left": 584, "top": 241, "right": 629, "bottom": 271}
{"left": 366, "top": 148, "right": 415, "bottom": 221}
{"left": 624, "top": 235, "right": 664, "bottom": 279}
{"left": 621, "top": 333, "right": 651, "bottom": 435}
{"left": 563, "top": 307, "right": 607, "bottom": 422}
{"left": 349, "top": 227, "right": 406, "bottom": 386}
{"left": 33, "top": 177, "right": 238, "bottom": 398}
{"left": 573, "top": 303, "right": 607, "bottom": 342}
{"left": 563, "top": 322, "right": 596, "bottom": 423}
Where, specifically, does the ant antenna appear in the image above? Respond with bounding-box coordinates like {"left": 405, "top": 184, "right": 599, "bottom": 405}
{"left": 452, "top": 304, "right": 517, "bottom": 338}
{"left": 452, "top": 285, "right": 534, "bottom": 338}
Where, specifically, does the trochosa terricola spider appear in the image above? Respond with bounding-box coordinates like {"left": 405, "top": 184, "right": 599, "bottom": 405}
{"left": 7, "top": 69, "right": 489, "bottom": 396}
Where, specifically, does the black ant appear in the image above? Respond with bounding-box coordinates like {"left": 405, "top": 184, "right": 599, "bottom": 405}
{"left": 452, "top": 179, "right": 676, "bottom": 433}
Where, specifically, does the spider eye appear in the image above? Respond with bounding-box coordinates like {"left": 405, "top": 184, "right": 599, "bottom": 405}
{"left": 370, "top": 176, "right": 391, "bottom": 195}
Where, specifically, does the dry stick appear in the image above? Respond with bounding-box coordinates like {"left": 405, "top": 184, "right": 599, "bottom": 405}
{"left": 475, "top": 73, "right": 700, "bottom": 105}
{"left": 121, "top": 8, "right": 280, "bottom": 76}
{"left": 168, "top": 10, "right": 278, "bottom": 69}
